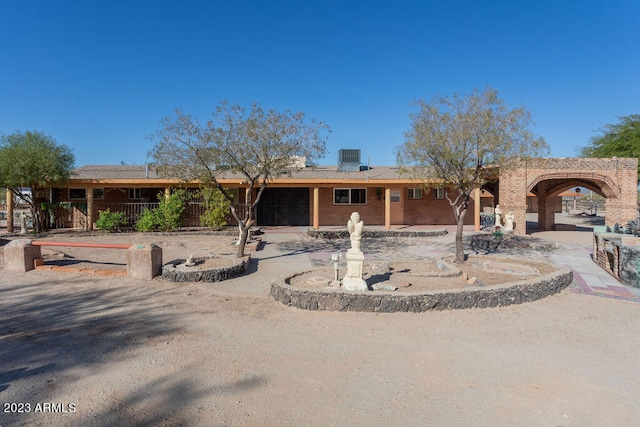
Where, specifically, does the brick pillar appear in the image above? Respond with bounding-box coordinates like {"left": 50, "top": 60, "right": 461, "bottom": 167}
{"left": 498, "top": 166, "right": 528, "bottom": 235}
{"left": 542, "top": 198, "right": 556, "bottom": 231}
{"left": 536, "top": 185, "right": 556, "bottom": 231}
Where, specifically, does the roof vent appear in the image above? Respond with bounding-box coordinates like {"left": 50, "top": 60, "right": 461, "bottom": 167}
{"left": 338, "top": 149, "right": 361, "bottom": 172}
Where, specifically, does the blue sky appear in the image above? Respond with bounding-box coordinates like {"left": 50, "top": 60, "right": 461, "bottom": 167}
{"left": 1, "top": 0, "right": 638, "bottom": 167}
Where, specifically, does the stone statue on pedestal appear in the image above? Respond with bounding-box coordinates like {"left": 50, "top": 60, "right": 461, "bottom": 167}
{"left": 19, "top": 212, "right": 27, "bottom": 234}
{"left": 494, "top": 204, "right": 503, "bottom": 228}
{"left": 342, "top": 212, "right": 368, "bottom": 292}
{"left": 347, "top": 212, "right": 364, "bottom": 253}
{"left": 504, "top": 212, "right": 515, "bottom": 232}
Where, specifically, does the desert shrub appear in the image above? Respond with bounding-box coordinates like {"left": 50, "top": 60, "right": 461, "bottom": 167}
{"left": 198, "top": 187, "right": 230, "bottom": 230}
{"left": 135, "top": 208, "right": 159, "bottom": 232}
{"left": 95, "top": 209, "right": 128, "bottom": 232}
{"left": 135, "top": 189, "right": 187, "bottom": 232}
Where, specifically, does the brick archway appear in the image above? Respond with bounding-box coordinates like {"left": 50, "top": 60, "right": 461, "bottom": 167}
{"left": 498, "top": 158, "right": 638, "bottom": 234}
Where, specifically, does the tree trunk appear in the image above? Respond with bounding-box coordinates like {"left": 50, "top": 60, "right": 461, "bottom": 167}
{"left": 454, "top": 209, "right": 467, "bottom": 263}
{"left": 236, "top": 224, "right": 249, "bottom": 258}
{"left": 29, "top": 204, "right": 42, "bottom": 234}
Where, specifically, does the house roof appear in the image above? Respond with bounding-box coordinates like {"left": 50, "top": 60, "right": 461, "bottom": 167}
{"left": 70, "top": 164, "right": 427, "bottom": 186}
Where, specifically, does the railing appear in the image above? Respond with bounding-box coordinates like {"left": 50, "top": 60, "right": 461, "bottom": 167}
{"left": 41, "top": 201, "right": 252, "bottom": 230}
{"left": 480, "top": 213, "right": 495, "bottom": 230}
{"left": 44, "top": 203, "right": 88, "bottom": 230}
{"left": 95, "top": 202, "right": 159, "bottom": 227}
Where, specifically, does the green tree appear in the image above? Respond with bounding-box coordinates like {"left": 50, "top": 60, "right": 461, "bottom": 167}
{"left": 0, "top": 130, "right": 75, "bottom": 232}
{"left": 149, "top": 101, "right": 328, "bottom": 257}
{"left": 580, "top": 114, "right": 640, "bottom": 179}
{"left": 396, "top": 88, "right": 548, "bottom": 263}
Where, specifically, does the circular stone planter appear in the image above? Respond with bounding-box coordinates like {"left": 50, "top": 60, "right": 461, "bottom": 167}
{"left": 270, "top": 257, "right": 572, "bottom": 312}
{"left": 162, "top": 255, "right": 250, "bottom": 282}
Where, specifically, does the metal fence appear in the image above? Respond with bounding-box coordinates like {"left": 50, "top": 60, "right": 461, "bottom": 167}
{"left": 90, "top": 202, "right": 250, "bottom": 229}
{"left": 95, "top": 202, "right": 159, "bottom": 227}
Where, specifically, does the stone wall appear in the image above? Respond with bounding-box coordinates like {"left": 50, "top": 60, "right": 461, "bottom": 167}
{"left": 162, "top": 256, "right": 250, "bottom": 282}
{"left": 308, "top": 229, "right": 448, "bottom": 239}
{"left": 271, "top": 267, "right": 573, "bottom": 312}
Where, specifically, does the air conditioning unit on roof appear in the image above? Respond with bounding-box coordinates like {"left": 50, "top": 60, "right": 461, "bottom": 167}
{"left": 338, "top": 149, "right": 361, "bottom": 172}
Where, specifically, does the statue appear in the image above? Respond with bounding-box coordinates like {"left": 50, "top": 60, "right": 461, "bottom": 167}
{"left": 347, "top": 211, "right": 364, "bottom": 253}
{"left": 342, "top": 212, "right": 368, "bottom": 292}
{"left": 19, "top": 212, "right": 27, "bottom": 234}
{"left": 494, "top": 205, "right": 503, "bottom": 228}
{"left": 504, "top": 212, "right": 515, "bottom": 232}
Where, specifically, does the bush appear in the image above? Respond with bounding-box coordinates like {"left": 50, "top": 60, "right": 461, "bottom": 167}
{"left": 198, "top": 187, "right": 230, "bottom": 230}
{"left": 134, "top": 208, "right": 159, "bottom": 232}
{"left": 95, "top": 209, "right": 128, "bottom": 232}
{"left": 135, "top": 189, "right": 187, "bottom": 232}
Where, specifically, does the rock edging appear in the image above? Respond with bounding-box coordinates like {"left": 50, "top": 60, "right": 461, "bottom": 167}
{"left": 162, "top": 255, "right": 250, "bottom": 282}
{"left": 308, "top": 229, "right": 448, "bottom": 239}
{"left": 270, "top": 265, "right": 572, "bottom": 312}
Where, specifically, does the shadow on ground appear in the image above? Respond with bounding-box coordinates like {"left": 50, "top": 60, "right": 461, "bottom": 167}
{"left": 0, "top": 276, "right": 190, "bottom": 423}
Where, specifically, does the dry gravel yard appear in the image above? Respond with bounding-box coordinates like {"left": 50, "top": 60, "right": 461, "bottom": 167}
{"left": 1, "top": 228, "right": 639, "bottom": 426}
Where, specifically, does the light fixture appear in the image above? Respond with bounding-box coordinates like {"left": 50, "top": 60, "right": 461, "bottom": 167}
{"left": 375, "top": 187, "right": 383, "bottom": 201}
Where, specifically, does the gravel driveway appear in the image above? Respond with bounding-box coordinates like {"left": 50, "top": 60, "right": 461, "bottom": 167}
{"left": 1, "top": 223, "right": 639, "bottom": 426}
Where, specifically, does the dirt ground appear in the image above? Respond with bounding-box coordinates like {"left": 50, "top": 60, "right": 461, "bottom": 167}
{"left": 289, "top": 257, "right": 558, "bottom": 291}
{"left": 1, "top": 223, "right": 639, "bottom": 426}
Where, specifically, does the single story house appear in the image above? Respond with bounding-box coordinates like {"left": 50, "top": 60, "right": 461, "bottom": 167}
{"left": 42, "top": 164, "right": 482, "bottom": 230}
{"left": 4, "top": 157, "right": 637, "bottom": 235}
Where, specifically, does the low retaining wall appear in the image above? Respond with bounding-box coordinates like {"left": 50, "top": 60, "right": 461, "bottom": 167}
{"left": 271, "top": 266, "right": 572, "bottom": 312}
{"left": 162, "top": 256, "right": 250, "bottom": 282}
{"left": 308, "top": 229, "right": 448, "bottom": 239}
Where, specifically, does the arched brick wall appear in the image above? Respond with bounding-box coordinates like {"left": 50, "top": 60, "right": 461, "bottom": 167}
{"left": 499, "top": 158, "right": 638, "bottom": 234}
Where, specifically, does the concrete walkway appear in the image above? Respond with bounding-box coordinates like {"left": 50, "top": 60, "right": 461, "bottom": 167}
{"left": 531, "top": 230, "right": 640, "bottom": 303}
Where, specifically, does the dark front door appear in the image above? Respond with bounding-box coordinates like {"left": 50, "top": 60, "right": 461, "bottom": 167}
{"left": 257, "top": 188, "right": 309, "bottom": 226}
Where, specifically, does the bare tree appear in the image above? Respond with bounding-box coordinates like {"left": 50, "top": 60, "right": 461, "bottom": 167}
{"left": 396, "top": 88, "right": 548, "bottom": 262}
{"left": 149, "top": 101, "right": 329, "bottom": 257}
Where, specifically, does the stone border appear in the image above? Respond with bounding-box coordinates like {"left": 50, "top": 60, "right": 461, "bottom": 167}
{"left": 162, "top": 255, "right": 250, "bottom": 282}
{"left": 270, "top": 260, "right": 573, "bottom": 312}
{"left": 307, "top": 229, "right": 448, "bottom": 239}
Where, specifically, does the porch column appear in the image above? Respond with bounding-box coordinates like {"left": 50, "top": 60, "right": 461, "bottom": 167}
{"left": 6, "top": 188, "right": 14, "bottom": 233}
{"left": 86, "top": 188, "right": 94, "bottom": 230}
{"left": 473, "top": 187, "right": 481, "bottom": 231}
{"left": 384, "top": 187, "right": 391, "bottom": 230}
{"left": 313, "top": 187, "right": 320, "bottom": 230}
{"left": 164, "top": 187, "right": 171, "bottom": 200}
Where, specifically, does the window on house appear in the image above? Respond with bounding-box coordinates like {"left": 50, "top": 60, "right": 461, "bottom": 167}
{"left": 129, "top": 188, "right": 142, "bottom": 200}
{"left": 93, "top": 188, "right": 105, "bottom": 200}
{"left": 334, "top": 188, "right": 367, "bottom": 204}
{"left": 69, "top": 189, "right": 86, "bottom": 200}
{"left": 407, "top": 188, "right": 422, "bottom": 199}
{"left": 434, "top": 188, "right": 445, "bottom": 199}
